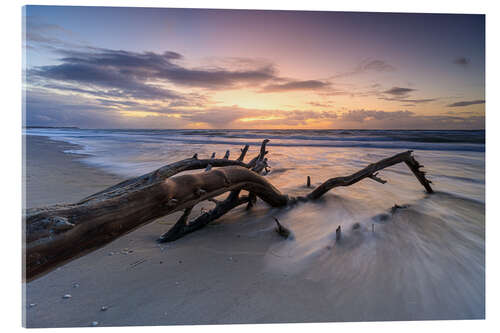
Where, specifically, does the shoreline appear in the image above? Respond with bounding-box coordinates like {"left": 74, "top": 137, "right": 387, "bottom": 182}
{"left": 23, "top": 135, "right": 125, "bottom": 208}
{"left": 23, "top": 134, "right": 485, "bottom": 327}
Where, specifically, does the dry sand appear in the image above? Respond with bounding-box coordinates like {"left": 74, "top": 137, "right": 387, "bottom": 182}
{"left": 24, "top": 136, "right": 124, "bottom": 208}
{"left": 23, "top": 136, "right": 484, "bottom": 327}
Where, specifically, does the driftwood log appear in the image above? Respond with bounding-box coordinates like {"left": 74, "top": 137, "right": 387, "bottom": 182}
{"left": 24, "top": 139, "right": 433, "bottom": 281}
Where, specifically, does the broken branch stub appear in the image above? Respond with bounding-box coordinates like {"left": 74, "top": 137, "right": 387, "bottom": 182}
{"left": 273, "top": 217, "right": 291, "bottom": 238}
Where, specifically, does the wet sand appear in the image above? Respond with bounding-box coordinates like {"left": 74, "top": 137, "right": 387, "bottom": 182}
{"left": 23, "top": 135, "right": 485, "bottom": 327}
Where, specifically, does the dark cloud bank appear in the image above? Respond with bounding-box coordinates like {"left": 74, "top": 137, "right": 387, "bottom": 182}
{"left": 29, "top": 48, "right": 280, "bottom": 99}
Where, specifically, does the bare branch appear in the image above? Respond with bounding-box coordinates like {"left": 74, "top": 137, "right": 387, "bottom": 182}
{"left": 157, "top": 207, "right": 193, "bottom": 242}
{"left": 307, "top": 150, "right": 433, "bottom": 200}
{"left": 368, "top": 172, "right": 387, "bottom": 184}
{"left": 237, "top": 144, "right": 250, "bottom": 161}
{"left": 273, "top": 217, "right": 291, "bottom": 238}
{"left": 246, "top": 192, "right": 257, "bottom": 210}
{"left": 25, "top": 146, "right": 433, "bottom": 281}
{"left": 79, "top": 145, "right": 255, "bottom": 204}
{"left": 159, "top": 193, "right": 250, "bottom": 242}
{"left": 248, "top": 139, "right": 270, "bottom": 168}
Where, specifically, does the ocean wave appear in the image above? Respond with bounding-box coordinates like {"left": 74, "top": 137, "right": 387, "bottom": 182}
{"left": 25, "top": 128, "right": 485, "bottom": 144}
{"left": 24, "top": 128, "right": 486, "bottom": 179}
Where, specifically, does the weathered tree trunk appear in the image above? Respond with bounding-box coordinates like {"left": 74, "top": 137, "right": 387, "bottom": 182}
{"left": 24, "top": 140, "right": 432, "bottom": 281}
{"left": 24, "top": 141, "right": 269, "bottom": 280}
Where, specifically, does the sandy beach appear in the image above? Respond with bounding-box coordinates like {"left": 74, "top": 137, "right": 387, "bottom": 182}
{"left": 23, "top": 135, "right": 485, "bottom": 327}
{"left": 24, "top": 136, "right": 124, "bottom": 208}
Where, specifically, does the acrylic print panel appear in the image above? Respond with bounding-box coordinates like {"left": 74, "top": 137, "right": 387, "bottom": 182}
{"left": 22, "top": 5, "right": 485, "bottom": 327}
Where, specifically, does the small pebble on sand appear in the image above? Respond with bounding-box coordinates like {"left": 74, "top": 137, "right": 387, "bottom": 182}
{"left": 29, "top": 303, "right": 37, "bottom": 308}
{"left": 100, "top": 306, "right": 108, "bottom": 311}
{"left": 62, "top": 294, "right": 72, "bottom": 299}
{"left": 91, "top": 321, "right": 99, "bottom": 326}
{"left": 73, "top": 283, "right": 80, "bottom": 288}
{"left": 121, "top": 248, "right": 133, "bottom": 254}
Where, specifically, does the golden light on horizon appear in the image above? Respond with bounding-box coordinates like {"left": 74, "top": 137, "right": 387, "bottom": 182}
{"left": 239, "top": 115, "right": 286, "bottom": 122}
{"left": 119, "top": 111, "right": 182, "bottom": 118}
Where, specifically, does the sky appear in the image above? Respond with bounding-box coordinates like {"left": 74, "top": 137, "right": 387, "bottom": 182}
{"left": 23, "top": 6, "right": 485, "bottom": 129}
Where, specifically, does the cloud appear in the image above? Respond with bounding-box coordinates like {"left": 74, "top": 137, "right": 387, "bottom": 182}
{"left": 25, "top": 88, "right": 198, "bottom": 129}
{"left": 46, "top": 44, "right": 338, "bottom": 95}
{"left": 453, "top": 57, "right": 471, "bottom": 66}
{"left": 400, "top": 98, "right": 436, "bottom": 103}
{"left": 383, "top": 87, "right": 415, "bottom": 96}
{"left": 307, "top": 101, "right": 335, "bottom": 108}
{"left": 32, "top": 47, "right": 278, "bottom": 89}
{"left": 25, "top": 89, "right": 120, "bottom": 128}
{"left": 340, "top": 109, "right": 415, "bottom": 122}
{"left": 379, "top": 97, "right": 436, "bottom": 104}
{"left": 25, "top": 87, "right": 484, "bottom": 130}
{"left": 359, "top": 60, "right": 396, "bottom": 72}
{"left": 30, "top": 45, "right": 342, "bottom": 111}
{"left": 24, "top": 20, "right": 327, "bottom": 96}
{"left": 335, "top": 109, "right": 484, "bottom": 129}
{"left": 159, "top": 65, "right": 277, "bottom": 88}
{"left": 260, "top": 80, "right": 330, "bottom": 93}
{"left": 378, "top": 86, "right": 437, "bottom": 104}
{"left": 30, "top": 62, "right": 186, "bottom": 101}
{"left": 27, "top": 47, "right": 286, "bottom": 110}
{"left": 24, "top": 16, "right": 88, "bottom": 50}
{"left": 23, "top": 20, "right": 482, "bottom": 130}
{"left": 178, "top": 107, "right": 338, "bottom": 128}
{"left": 26, "top": 85, "right": 341, "bottom": 129}
{"left": 332, "top": 59, "right": 395, "bottom": 78}
{"left": 24, "top": 41, "right": 346, "bottom": 129}
{"left": 447, "top": 100, "right": 485, "bottom": 107}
